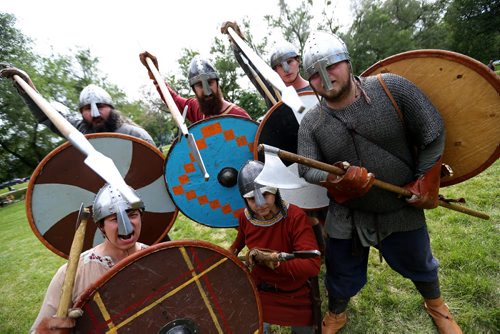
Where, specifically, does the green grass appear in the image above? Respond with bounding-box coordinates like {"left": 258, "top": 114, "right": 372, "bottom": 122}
{"left": 0, "top": 162, "right": 498, "bottom": 333}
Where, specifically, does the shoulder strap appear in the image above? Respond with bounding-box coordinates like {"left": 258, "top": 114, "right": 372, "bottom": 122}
{"left": 221, "top": 103, "right": 234, "bottom": 115}
{"left": 377, "top": 74, "right": 404, "bottom": 124}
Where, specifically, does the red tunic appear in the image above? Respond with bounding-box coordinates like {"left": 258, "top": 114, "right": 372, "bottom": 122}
{"left": 230, "top": 203, "right": 321, "bottom": 326}
{"left": 157, "top": 82, "right": 251, "bottom": 123}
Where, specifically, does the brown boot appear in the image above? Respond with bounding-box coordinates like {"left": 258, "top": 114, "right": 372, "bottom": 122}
{"left": 322, "top": 311, "right": 347, "bottom": 334}
{"left": 424, "top": 297, "right": 463, "bottom": 334}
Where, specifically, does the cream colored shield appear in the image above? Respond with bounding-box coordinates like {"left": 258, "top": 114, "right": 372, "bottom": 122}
{"left": 362, "top": 49, "right": 499, "bottom": 186}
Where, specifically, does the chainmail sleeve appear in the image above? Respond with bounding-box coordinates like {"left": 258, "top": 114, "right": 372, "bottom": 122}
{"left": 297, "top": 104, "right": 329, "bottom": 184}
{"left": 382, "top": 73, "right": 444, "bottom": 148}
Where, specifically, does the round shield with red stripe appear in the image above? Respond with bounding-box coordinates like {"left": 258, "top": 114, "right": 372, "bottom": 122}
{"left": 73, "top": 240, "right": 262, "bottom": 333}
{"left": 362, "top": 49, "right": 500, "bottom": 186}
{"left": 255, "top": 92, "right": 329, "bottom": 210}
{"left": 26, "top": 133, "right": 178, "bottom": 258}
{"left": 165, "top": 116, "right": 258, "bottom": 228}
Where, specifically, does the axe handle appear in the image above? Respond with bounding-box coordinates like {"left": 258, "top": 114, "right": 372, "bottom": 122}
{"left": 261, "top": 145, "right": 490, "bottom": 220}
{"left": 56, "top": 208, "right": 90, "bottom": 317}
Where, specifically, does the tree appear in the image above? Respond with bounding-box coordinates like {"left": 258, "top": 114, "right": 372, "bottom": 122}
{"left": 444, "top": 0, "right": 500, "bottom": 63}
{"left": 0, "top": 13, "right": 61, "bottom": 181}
{"left": 0, "top": 12, "right": 164, "bottom": 182}
{"left": 265, "top": 0, "right": 315, "bottom": 59}
{"left": 345, "top": 0, "right": 450, "bottom": 73}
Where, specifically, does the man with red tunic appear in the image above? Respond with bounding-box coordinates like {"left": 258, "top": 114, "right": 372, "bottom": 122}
{"left": 140, "top": 52, "right": 250, "bottom": 123}
{"left": 229, "top": 160, "right": 321, "bottom": 334}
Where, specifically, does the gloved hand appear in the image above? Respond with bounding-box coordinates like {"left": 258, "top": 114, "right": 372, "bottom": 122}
{"left": 34, "top": 308, "right": 82, "bottom": 334}
{"left": 246, "top": 248, "right": 280, "bottom": 270}
{"left": 139, "top": 51, "right": 159, "bottom": 80}
{"left": 220, "top": 21, "right": 246, "bottom": 40}
{"left": 0, "top": 63, "right": 37, "bottom": 93}
{"left": 320, "top": 161, "right": 375, "bottom": 203}
{"left": 404, "top": 158, "right": 442, "bottom": 209}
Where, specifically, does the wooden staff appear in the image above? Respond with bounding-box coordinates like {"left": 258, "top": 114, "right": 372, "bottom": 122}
{"left": 259, "top": 144, "right": 490, "bottom": 220}
{"left": 56, "top": 204, "right": 90, "bottom": 317}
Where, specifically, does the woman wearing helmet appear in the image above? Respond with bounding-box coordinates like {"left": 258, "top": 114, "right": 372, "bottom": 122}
{"left": 30, "top": 184, "right": 147, "bottom": 333}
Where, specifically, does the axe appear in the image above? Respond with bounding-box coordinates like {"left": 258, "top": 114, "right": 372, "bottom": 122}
{"left": 238, "top": 249, "right": 321, "bottom": 263}
{"left": 56, "top": 203, "right": 89, "bottom": 318}
{"left": 256, "top": 144, "right": 490, "bottom": 220}
{"left": 13, "top": 75, "right": 142, "bottom": 208}
{"left": 142, "top": 55, "right": 209, "bottom": 181}
{"left": 223, "top": 26, "right": 305, "bottom": 117}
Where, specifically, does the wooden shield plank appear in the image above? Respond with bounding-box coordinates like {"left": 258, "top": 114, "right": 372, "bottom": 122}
{"left": 255, "top": 92, "right": 329, "bottom": 210}
{"left": 26, "top": 133, "right": 178, "bottom": 258}
{"left": 361, "top": 49, "right": 500, "bottom": 186}
{"left": 165, "top": 116, "right": 258, "bottom": 228}
{"left": 74, "top": 240, "right": 262, "bottom": 334}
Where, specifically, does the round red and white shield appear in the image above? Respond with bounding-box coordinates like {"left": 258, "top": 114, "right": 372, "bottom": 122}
{"left": 26, "top": 133, "right": 178, "bottom": 258}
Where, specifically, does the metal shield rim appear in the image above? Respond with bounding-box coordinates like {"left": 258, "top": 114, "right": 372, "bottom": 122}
{"left": 26, "top": 133, "right": 178, "bottom": 259}
{"left": 361, "top": 49, "right": 500, "bottom": 186}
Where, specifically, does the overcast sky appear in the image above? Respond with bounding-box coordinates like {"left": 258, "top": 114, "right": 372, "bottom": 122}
{"left": 3, "top": 0, "right": 352, "bottom": 100}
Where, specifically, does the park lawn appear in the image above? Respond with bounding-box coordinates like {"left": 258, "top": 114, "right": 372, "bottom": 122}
{"left": 0, "top": 161, "right": 498, "bottom": 333}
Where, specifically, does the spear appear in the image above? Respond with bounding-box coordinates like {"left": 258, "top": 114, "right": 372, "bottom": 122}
{"left": 142, "top": 55, "right": 209, "bottom": 181}
{"left": 223, "top": 26, "right": 305, "bottom": 116}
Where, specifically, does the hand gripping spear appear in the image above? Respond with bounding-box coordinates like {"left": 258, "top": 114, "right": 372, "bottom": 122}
{"left": 256, "top": 144, "right": 490, "bottom": 220}
{"left": 12, "top": 75, "right": 142, "bottom": 208}
{"left": 142, "top": 54, "right": 209, "bottom": 181}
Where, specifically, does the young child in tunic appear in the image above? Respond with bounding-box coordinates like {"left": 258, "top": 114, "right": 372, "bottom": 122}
{"left": 229, "top": 160, "right": 321, "bottom": 334}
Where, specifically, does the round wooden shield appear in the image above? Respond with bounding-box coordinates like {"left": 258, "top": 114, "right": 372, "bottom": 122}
{"left": 165, "top": 116, "right": 258, "bottom": 228}
{"left": 361, "top": 49, "right": 500, "bottom": 186}
{"left": 26, "top": 133, "right": 178, "bottom": 258}
{"left": 73, "top": 240, "right": 262, "bottom": 333}
{"left": 255, "top": 92, "right": 329, "bottom": 210}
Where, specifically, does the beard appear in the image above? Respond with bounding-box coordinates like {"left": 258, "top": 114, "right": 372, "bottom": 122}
{"left": 197, "top": 89, "right": 224, "bottom": 117}
{"left": 323, "top": 76, "right": 353, "bottom": 102}
{"left": 89, "top": 109, "right": 121, "bottom": 133}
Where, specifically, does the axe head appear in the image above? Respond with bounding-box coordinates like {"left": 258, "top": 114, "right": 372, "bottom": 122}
{"left": 281, "top": 86, "right": 305, "bottom": 114}
{"left": 292, "top": 250, "right": 321, "bottom": 258}
{"left": 255, "top": 147, "right": 309, "bottom": 189}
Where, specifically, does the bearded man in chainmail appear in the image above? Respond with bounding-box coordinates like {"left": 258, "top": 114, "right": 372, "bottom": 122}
{"left": 0, "top": 65, "right": 155, "bottom": 146}
{"left": 297, "top": 31, "right": 462, "bottom": 334}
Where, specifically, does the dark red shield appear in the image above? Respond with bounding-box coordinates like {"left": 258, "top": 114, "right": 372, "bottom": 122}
{"left": 73, "top": 240, "right": 262, "bottom": 333}
{"left": 255, "top": 92, "right": 329, "bottom": 210}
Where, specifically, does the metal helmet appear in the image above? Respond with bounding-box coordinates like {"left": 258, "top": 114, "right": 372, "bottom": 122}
{"left": 188, "top": 56, "right": 219, "bottom": 96}
{"left": 78, "top": 84, "right": 114, "bottom": 118}
{"left": 92, "top": 183, "right": 145, "bottom": 236}
{"left": 237, "top": 160, "right": 277, "bottom": 208}
{"left": 269, "top": 41, "right": 300, "bottom": 73}
{"left": 303, "top": 31, "right": 350, "bottom": 91}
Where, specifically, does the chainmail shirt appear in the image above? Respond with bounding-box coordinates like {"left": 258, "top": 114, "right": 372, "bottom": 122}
{"left": 298, "top": 73, "right": 444, "bottom": 246}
